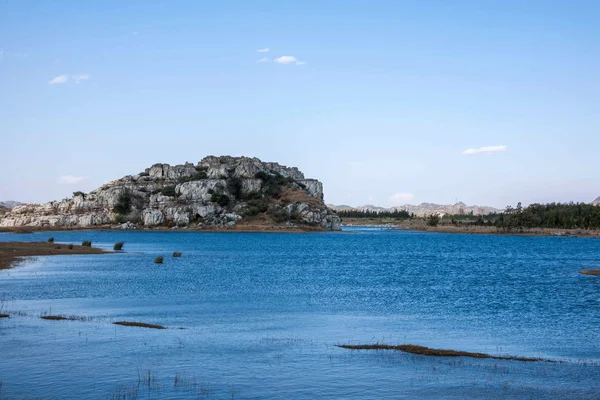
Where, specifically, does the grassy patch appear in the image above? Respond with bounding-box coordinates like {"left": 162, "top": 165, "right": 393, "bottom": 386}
{"left": 336, "top": 344, "right": 555, "bottom": 363}
{"left": 41, "top": 315, "right": 73, "bottom": 321}
{"left": 113, "top": 321, "right": 166, "bottom": 329}
{"left": 580, "top": 269, "right": 600, "bottom": 276}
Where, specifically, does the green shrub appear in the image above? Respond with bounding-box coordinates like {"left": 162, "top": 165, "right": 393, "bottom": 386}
{"left": 178, "top": 171, "right": 208, "bottom": 183}
{"left": 68, "top": 244, "right": 73, "bottom": 250}
{"left": 114, "top": 242, "right": 124, "bottom": 250}
{"left": 154, "top": 256, "right": 164, "bottom": 264}
{"left": 73, "top": 191, "right": 86, "bottom": 197}
{"left": 211, "top": 193, "right": 230, "bottom": 207}
{"left": 173, "top": 252, "right": 182, "bottom": 257}
{"left": 160, "top": 185, "right": 177, "bottom": 197}
{"left": 226, "top": 177, "right": 243, "bottom": 199}
{"left": 47, "top": 237, "right": 54, "bottom": 243}
{"left": 82, "top": 240, "right": 92, "bottom": 247}
{"left": 427, "top": 214, "right": 440, "bottom": 227}
{"left": 113, "top": 191, "right": 132, "bottom": 215}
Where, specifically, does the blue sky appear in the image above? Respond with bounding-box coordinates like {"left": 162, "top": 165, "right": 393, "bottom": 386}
{"left": 1, "top": 0, "right": 599, "bottom": 208}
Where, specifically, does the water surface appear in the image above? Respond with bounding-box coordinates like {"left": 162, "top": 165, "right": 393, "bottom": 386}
{"left": 0, "top": 229, "right": 599, "bottom": 398}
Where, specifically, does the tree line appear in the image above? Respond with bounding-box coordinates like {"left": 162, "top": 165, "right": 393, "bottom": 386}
{"left": 445, "top": 202, "right": 600, "bottom": 230}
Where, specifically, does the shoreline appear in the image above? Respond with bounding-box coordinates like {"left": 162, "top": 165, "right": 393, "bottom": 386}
{"left": 0, "top": 242, "right": 109, "bottom": 270}
{"left": 2, "top": 222, "right": 600, "bottom": 238}
{"left": 341, "top": 218, "right": 600, "bottom": 238}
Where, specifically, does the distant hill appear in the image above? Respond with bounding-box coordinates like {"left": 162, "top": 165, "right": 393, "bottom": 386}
{"left": 593, "top": 197, "right": 600, "bottom": 206}
{"left": 0, "top": 201, "right": 23, "bottom": 209}
{"left": 329, "top": 202, "right": 501, "bottom": 217}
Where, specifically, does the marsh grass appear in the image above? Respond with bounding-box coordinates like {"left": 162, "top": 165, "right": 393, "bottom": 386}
{"left": 0, "top": 313, "right": 9, "bottom": 318}
{"left": 336, "top": 344, "right": 556, "bottom": 363}
{"left": 40, "top": 314, "right": 92, "bottom": 321}
{"left": 81, "top": 240, "right": 92, "bottom": 247}
{"left": 113, "top": 321, "right": 166, "bottom": 329}
{"left": 114, "top": 242, "right": 125, "bottom": 250}
{"left": 47, "top": 237, "right": 54, "bottom": 243}
{"left": 172, "top": 252, "right": 182, "bottom": 257}
{"left": 154, "top": 256, "right": 164, "bottom": 264}
{"left": 580, "top": 269, "right": 600, "bottom": 276}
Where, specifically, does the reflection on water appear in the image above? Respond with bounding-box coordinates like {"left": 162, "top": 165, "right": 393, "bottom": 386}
{"left": 0, "top": 230, "right": 599, "bottom": 398}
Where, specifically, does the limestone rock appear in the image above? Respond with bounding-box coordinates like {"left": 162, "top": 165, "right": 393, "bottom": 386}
{"left": 0, "top": 156, "right": 341, "bottom": 231}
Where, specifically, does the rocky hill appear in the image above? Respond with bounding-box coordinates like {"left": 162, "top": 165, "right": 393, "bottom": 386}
{"left": 0, "top": 201, "right": 23, "bottom": 209}
{"left": 593, "top": 197, "right": 600, "bottom": 206}
{"left": 0, "top": 156, "right": 341, "bottom": 231}
{"left": 328, "top": 202, "right": 501, "bottom": 216}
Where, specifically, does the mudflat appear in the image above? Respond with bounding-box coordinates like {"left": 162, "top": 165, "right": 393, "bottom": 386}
{"left": 0, "top": 242, "right": 107, "bottom": 269}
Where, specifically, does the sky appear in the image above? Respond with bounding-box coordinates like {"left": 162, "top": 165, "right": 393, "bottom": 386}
{"left": 1, "top": 0, "right": 599, "bottom": 209}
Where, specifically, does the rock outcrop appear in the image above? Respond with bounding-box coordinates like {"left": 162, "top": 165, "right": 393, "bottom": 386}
{"left": 0, "top": 156, "right": 341, "bottom": 231}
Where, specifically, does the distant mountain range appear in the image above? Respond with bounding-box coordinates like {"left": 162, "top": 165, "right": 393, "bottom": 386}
{"left": 327, "top": 202, "right": 501, "bottom": 217}
{"left": 330, "top": 196, "right": 600, "bottom": 216}
{"left": 0, "top": 201, "right": 23, "bottom": 210}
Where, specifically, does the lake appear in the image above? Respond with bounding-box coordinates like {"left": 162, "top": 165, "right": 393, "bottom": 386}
{"left": 0, "top": 229, "right": 599, "bottom": 399}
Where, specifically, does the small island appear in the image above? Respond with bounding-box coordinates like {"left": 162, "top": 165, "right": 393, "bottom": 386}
{"left": 0, "top": 156, "right": 341, "bottom": 232}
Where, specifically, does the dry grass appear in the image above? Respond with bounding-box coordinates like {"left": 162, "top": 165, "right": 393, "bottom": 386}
{"left": 113, "top": 321, "right": 166, "bottom": 329}
{"left": 336, "top": 344, "right": 555, "bottom": 363}
{"left": 41, "top": 315, "right": 74, "bottom": 321}
{"left": 280, "top": 187, "right": 322, "bottom": 208}
{"left": 580, "top": 269, "right": 600, "bottom": 276}
{"left": 0, "top": 241, "right": 107, "bottom": 270}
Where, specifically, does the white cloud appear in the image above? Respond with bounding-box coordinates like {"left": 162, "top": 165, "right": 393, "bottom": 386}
{"left": 49, "top": 75, "right": 69, "bottom": 84}
{"left": 274, "top": 56, "right": 302, "bottom": 64}
{"left": 57, "top": 176, "right": 87, "bottom": 184}
{"left": 73, "top": 74, "right": 90, "bottom": 83}
{"left": 256, "top": 57, "right": 269, "bottom": 63}
{"left": 256, "top": 48, "right": 269, "bottom": 53}
{"left": 388, "top": 192, "right": 415, "bottom": 204}
{"left": 462, "top": 145, "right": 508, "bottom": 155}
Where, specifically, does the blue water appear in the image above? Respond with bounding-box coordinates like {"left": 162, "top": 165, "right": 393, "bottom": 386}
{"left": 0, "top": 229, "right": 599, "bottom": 399}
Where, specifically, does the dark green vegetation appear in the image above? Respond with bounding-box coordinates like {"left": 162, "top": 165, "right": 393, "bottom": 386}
{"left": 82, "top": 240, "right": 92, "bottom": 247}
{"left": 0, "top": 314, "right": 9, "bottom": 318}
{"left": 113, "top": 321, "right": 166, "bottom": 329}
{"left": 337, "top": 209, "right": 413, "bottom": 219}
{"left": 173, "top": 252, "right": 182, "bottom": 257}
{"left": 445, "top": 202, "right": 600, "bottom": 231}
{"left": 68, "top": 244, "right": 73, "bottom": 249}
{"left": 427, "top": 214, "right": 440, "bottom": 227}
{"left": 336, "top": 344, "right": 555, "bottom": 363}
{"left": 113, "top": 242, "right": 124, "bottom": 251}
{"left": 47, "top": 237, "right": 54, "bottom": 243}
{"left": 154, "top": 256, "right": 163, "bottom": 264}
{"left": 73, "top": 191, "right": 86, "bottom": 197}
